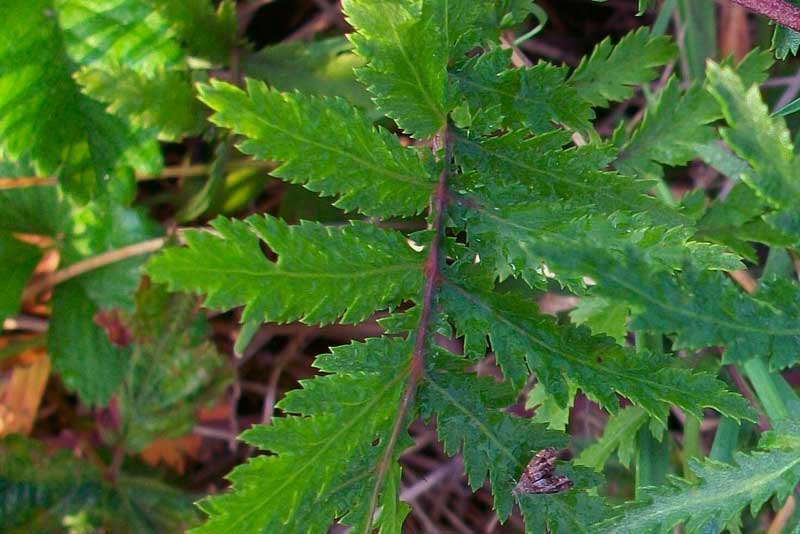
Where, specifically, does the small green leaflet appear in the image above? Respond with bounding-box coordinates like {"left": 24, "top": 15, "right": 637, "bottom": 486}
{"left": 569, "top": 27, "right": 676, "bottom": 108}
{"left": 198, "top": 79, "right": 436, "bottom": 218}
{"left": 148, "top": 215, "right": 424, "bottom": 325}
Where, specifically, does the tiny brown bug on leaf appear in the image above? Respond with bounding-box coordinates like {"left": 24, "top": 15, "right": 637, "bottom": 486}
{"left": 512, "top": 448, "right": 573, "bottom": 495}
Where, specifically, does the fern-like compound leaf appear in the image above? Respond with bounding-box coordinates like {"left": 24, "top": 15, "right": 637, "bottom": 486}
{"left": 614, "top": 50, "right": 772, "bottom": 179}
{"left": 451, "top": 49, "right": 592, "bottom": 133}
{"left": 148, "top": 215, "right": 424, "bottom": 325}
{"left": 453, "top": 129, "right": 673, "bottom": 220}
{"left": 569, "top": 27, "right": 676, "bottom": 108}
{"left": 193, "top": 337, "right": 413, "bottom": 533}
{"left": 539, "top": 242, "right": 800, "bottom": 368}
{"left": 198, "top": 79, "right": 435, "bottom": 218}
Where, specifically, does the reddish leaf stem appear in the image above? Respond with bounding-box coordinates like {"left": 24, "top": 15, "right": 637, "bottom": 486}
{"left": 364, "top": 126, "right": 452, "bottom": 532}
{"left": 729, "top": 0, "right": 800, "bottom": 32}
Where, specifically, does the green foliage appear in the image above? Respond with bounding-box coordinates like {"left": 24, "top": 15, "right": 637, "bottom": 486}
{"left": 576, "top": 406, "right": 649, "bottom": 470}
{"left": 518, "top": 466, "right": 609, "bottom": 534}
{"left": 0, "top": 0, "right": 162, "bottom": 199}
{"left": 438, "top": 267, "right": 753, "bottom": 424}
{"left": 49, "top": 281, "right": 131, "bottom": 405}
{"left": 613, "top": 51, "right": 772, "bottom": 178}
{"left": 343, "top": 0, "right": 447, "bottom": 138}
{"left": 76, "top": 65, "right": 206, "bottom": 141}
{"left": 452, "top": 50, "right": 593, "bottom": 133}
{"left": 8, "top": 0, "right": 800, "bottom": 532}
{"left": 241, "top": 37, "right": 373, "bottom": 110}
{"left": 706, "top": 63, "right": 800, "bottom": 243}
{"left": 144, "top": 0, "right": 236, "bottom": 64}
{"left": 418, "top": 349, "right": 566, "bottom": 519}
{"left": 0, "top": 235, "right": 41, "bottom": 325}
{"left": 140, "top": 4, "right": 795, "bottom": 530}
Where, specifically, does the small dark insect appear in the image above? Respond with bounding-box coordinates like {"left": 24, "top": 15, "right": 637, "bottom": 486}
{"left": 512, "top": 448, "right": 573, "bottom": 495}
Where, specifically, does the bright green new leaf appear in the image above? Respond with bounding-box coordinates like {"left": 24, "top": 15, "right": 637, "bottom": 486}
{"left": 576, "top": 406, "right": 648, "bottom": 470}
{"left": 569, "top": 27, "right": 676, "bottom": 108}
{"left": 0, "top": 0, "right": 162, "bottom": 199}
{"left": 77, "top": 65, "right": 206, "bottom": 141}
{"left": 569, "top": 295, "right": 629, "bottom": 344}
{"left": 148, "top": 215, "right": 424, "bottom": 325}
{"left": 58, "top": 0, "right": 182, "bottom": 72}
{"left": 706, "top": 63, "right": 800, "bottom": 243}
{"left": 198, "top": 79, "right": 435, "bottom": 218}
{"left": 707, "top": 64, "right": 797, "bottom": 207}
